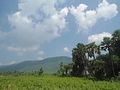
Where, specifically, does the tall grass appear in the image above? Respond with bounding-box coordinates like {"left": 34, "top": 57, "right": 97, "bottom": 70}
{"left": 0, "top": 75, "right": 119, "bottom": 90}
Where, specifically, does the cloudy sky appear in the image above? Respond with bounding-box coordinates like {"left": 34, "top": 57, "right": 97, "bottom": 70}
{"left": 0, "top": 0, "right": 119, "bottom": 65}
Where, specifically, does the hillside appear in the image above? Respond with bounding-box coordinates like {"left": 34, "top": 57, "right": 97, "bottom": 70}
{"left": 0, "top": 56, "right": 72, "bottom": 74}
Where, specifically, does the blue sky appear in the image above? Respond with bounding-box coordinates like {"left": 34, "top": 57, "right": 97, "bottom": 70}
{"left": 0, "top": 0, "right": 120, "bottom": 65}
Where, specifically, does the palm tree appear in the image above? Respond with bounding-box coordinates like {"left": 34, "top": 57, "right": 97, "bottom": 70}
{"left": 72, "top": 43, "right": 88, "bottom": 76}
{"left": 86, "top": 42, "right": 100, "bottom": 60}
{"left": 101, "top": 37, "right": 115, "bottom": 77}
{"left": 112, "top": 30, "right": 120, "bottom": 57}
{"left": 101, "top": 37, "right": 112, "bottom": 54}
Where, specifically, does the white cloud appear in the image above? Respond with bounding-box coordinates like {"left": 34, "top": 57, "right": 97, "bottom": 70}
{"left": 88, "top": 32, "right": 112, "bottom": 45}
{"left": 64, "top": 47, "right": 69, "bottom": 52}
{"left": 69, "top": 0, "right": 118, "bottom": 31}
{"left": 0, "top": 0, "right": 68, "bottom": 53}
{"left": 97, "top": 0, "right": 118, "bottom": 20}
{"left": 0, "top": 0, "right": 118, "bottom": 59}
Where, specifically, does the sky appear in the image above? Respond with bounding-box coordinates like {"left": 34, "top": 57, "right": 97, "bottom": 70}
{"left": 0, "top": 0, "right": 120, "bottom": 65}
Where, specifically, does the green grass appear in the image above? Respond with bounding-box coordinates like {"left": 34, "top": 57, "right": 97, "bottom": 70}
{"left": 0, "top": 75, "right": 119, "bottom": 90}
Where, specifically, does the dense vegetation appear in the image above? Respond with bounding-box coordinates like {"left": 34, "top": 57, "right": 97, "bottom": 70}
{"left": 58, "top": 30, "right": 120, "bottom": 80}
{"left": 0, "top": 75, "right": 120, "bottom": 90}
{"left": 0, "top": 68, "right": 43, "bottom": 76}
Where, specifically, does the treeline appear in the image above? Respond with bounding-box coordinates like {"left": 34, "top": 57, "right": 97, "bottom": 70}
{"left": 57, "top": 30, "right": 120, "bottom": 80}
{"left": 0, "top": 68, "right": 43, "bottom": 76}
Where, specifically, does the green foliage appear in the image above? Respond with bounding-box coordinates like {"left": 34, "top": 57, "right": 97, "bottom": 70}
{"left": 57, "top": 62, "right": 73, "bottom": 76}
{"left": 86, "top": 42, "right": 100, "bottom": 60}
{"left": 71, "top": 29, "right": 120, "bottom": 79}
{"left": 112, "top": 30, "right": 120, "bottom": 57}
{"left": 0, "top": 75, "right": 120, "bottom": 90}
{"left": 0, "top": 68, "right": 44, "bottom": 76}
{"left": 72, "top": 43, "right": 88, "bottom": 76}
{"left": 35, "top": 68, "right": 44, "bottom": 75}
{"left": 112, "top": 55, "right": 120, "bottom": 76}
{"left": 89, "top": 60, "right": 105, "bottom": 80}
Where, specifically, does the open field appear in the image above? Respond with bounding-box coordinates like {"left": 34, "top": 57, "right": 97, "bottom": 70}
{"left": 0, "top": 75, "right": 120, "bottom": 90}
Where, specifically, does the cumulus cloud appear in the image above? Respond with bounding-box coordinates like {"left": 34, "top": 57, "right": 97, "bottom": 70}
{"left": 64, "top": 47, "right": 69, "bottom": 52}
{"left": 0, "top": 0, "right": 118, "bottom": 57}
{"left": 88, "top": 32, "right": 112, "bottom": 45}
{"left": 0, "top": 0, "right": 68, "bottom": 54}
{"left": 97, "top": 0, "right": 118, "bottom": 19}
{"left": 69, "top": 0, "right": 118, "bottom": 31}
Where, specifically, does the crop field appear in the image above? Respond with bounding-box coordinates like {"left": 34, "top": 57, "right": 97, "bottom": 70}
{"left": 0, "top": 75, "right": 119, "bottom": 90}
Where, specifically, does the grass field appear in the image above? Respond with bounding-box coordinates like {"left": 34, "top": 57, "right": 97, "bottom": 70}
{"left": 0, "top": 75, "right": 120, "bottom": 90}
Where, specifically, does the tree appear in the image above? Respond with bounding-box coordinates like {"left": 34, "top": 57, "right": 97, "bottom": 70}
{"left": 89, "top": 59, "right": 105, "bottom": 80}
{"left": 59, "top": 62, "right": 65, "bottom": 76}
{"left": 58, "top": 62, "right": 73, "bottom": 76}
{"left": 36, "top": 68, "right": 43, "bottom": 75}
{"left": 71, "top": 29, "right": 120, "bottom": 79}
{"left": 63, "top": 63, "right": 73, "bottom": 76}
{"left": 101, "top": 37, "right": 112, "bottom": 54}
{"left": 101, "top": 37, "right": 115, "bottom": 77}
{"left": 72, "top": 43, "right": 88, "bottom": 76}
{"left": 112, "top": 55, "right": 120, "bottom": 76}
{"left": 86, "top": 42, "right": 100, "bottom": 60}
{"left": 96, "top": 54, "right": 112, "bottom": 78}
{"left": 112, "top": 30, "right": 120, "bottom": 58}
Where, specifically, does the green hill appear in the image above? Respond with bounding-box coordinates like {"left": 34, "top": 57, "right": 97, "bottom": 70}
{"left": 0, "top": 56, "right": 72, "bottom": 74}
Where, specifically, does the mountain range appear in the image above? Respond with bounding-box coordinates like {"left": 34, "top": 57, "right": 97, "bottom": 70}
{"left": 0, "top": 56, "right": 72, "bottom": 74}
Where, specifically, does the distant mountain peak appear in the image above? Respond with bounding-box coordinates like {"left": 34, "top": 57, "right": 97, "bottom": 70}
{"left": 0, "top": 56, "right": 72, "bottom": 74}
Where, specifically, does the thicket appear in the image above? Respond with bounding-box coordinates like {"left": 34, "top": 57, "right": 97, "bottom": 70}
{"left": 57, "top": 30, "right": 120, "bottom": 80}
